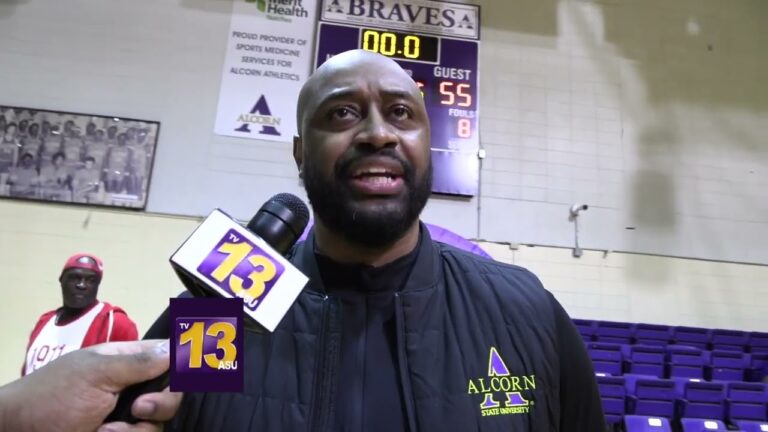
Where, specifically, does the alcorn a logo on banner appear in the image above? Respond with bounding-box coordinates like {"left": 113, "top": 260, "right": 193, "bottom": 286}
{"left": 246, "top": 0, "right": 309, "bottom": 21}
{"left": 235, "top": 96, "right": 281, "bottom": 136}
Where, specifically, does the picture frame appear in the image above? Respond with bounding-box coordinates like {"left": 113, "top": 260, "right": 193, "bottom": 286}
{"left": 0, "top": 105, "right": 160, "bottom": 210}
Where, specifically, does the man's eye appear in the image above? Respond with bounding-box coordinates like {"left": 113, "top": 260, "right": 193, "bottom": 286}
{"left": 330, "top": 107, "right": 357, "bottom": 120}
{"left": 391, "top": 106, "right": 412, "bottom": 119}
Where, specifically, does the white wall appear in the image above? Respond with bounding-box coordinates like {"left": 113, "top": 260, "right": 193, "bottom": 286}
{"left": 476, "top": 0, "right": 768, "bottom": 264}
{"left": 480, "top": 241, "right": 768, "bottom": 333}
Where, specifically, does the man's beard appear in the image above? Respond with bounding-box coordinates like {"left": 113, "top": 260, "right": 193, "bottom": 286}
{"left": 303, "top": 148, "right": 432, "bottom": 249}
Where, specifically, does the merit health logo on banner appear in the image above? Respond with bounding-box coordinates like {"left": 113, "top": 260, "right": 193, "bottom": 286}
{"left": 213, "top": 0, "right": 318, "bottom": 143}
{"left": 248, "top": 0, "right": 310, "bottom": 20}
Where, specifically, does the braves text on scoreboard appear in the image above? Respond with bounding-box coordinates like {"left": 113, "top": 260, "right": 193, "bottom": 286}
{"left": 315, "top": 0, "right": 481, "bottom": 197}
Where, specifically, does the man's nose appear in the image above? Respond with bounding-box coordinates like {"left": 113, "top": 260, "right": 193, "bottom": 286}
{"left": 355, "top": 109, "right": 398, "bottom": 149}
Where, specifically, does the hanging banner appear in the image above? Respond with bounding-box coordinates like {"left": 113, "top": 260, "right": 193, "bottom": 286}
{"left": 213, "top": 0, "right": 318, "bottom": 143}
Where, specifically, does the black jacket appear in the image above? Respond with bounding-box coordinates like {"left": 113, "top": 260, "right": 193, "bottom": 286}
{"left": 162, "top": 224, "right": 605, "bottom": 431}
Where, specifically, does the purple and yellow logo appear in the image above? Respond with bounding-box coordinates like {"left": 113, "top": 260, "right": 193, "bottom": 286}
{"left": 467, "top": 347, "right": 536, "bottom": 417}
{"left": 234, "top": 96, "right": 281, "bottom": 136}
{"left": 175, "top": 316, "right": 238, "bottom": 374}
{"left": 197, "top": 229, "right": 285, "bottom": 312}
{"left": 170, "top": 298, "right": 244, "bottom": 392}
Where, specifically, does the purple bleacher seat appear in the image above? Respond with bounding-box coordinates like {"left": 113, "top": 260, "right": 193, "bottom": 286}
{"left": 573, "top": 318, "right": 596, "bottom": 342}
{"left": 710, "top": 350, "right": 750, "bottom": 381}
{"left": 625, "top": 374, "right": 646, "bottom": 394}
{"left": 683, "top": 381, "right": 726, "bottom": 403}
{"left": 597, "top": 320, "right": 634, "bottom": 344}
{"left": 624, "top": 415, "right": 672, "bottom": 431}
{"left": 674, "top": 327, "right": 712, "bottom": 350}
{"left": 678, "top": 381, "right": 727, "bottom": 421}
{"left": 750, "top": 332, "right": 768, "bottom": 355}
{"left": 597, "top": 375, "right": 626, "bottom": 425}
{"left": 633, "top": 378, "right": 677, "bottom": 402}
{"left": 671, "top": 376, "right": 703, "bottom": 395}
{"left": 635, "top": 323, "right": 672, "bottom": 347}
{"left": 734, "top": 419, "right": 768, "bottom": 432}
{"left": 727, "top": 382, "right": 768, "bottom": 423}
{"left": 589, "top": 342, "right": 624, "bottom": 376}
{"left": 749, "top": 353, "right": 768, "bottom": 382}
{"left": 627, "top": 377, "right": 677, "bottom": 418}
{"left": 712, "top": 329, "right": 749, "bottom": 352}
{"left": 679, "top": 418, "right": 728, "bottom": 431}
{"left": 628, "top": 345, "right": 666, "bottom": 378}
{"left": 668, "top": 345, "right": 707, "bottom": 379}
{"left": 631, "top": 345, "right": 667, "bottom": 363}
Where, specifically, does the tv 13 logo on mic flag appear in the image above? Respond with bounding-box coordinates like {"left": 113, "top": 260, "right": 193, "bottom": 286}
{"left": 170, "top": 209, "right": 309, "bottom": 332}
{"left": 169, "top": 297, "right": 244, "bottom": 392}
{"left": 197, "top": 228, "right": 285, "bottom": 311}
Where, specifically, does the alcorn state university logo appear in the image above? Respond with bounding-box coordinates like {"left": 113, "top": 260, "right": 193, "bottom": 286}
{"left": 467, "top": 347, "right": 536, "bottom": 417}
{"left": 235, "top": 95, "right": 281, "bottom": 136}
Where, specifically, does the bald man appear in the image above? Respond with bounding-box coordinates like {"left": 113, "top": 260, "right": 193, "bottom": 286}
{"left": 157, "top": 50, "right": 603, "bottom": 431}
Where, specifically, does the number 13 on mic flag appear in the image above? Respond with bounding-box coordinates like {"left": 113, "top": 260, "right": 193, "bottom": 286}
{"left": 170, "top": 209, "right": 309, "bottom": 332}
{"left": 170, "top": 297, "right": 244, "bottom": 392}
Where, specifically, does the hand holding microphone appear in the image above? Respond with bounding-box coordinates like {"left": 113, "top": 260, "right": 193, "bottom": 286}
{"left": 106, "top": 193, "right": 311, "bottom": 424}
{"left": 0, "top": 339, "right": 176, "bottom": 432}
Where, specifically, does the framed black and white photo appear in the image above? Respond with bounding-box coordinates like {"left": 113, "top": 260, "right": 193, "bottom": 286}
{"left": 0, "top": 105, "right": 160, "bottom": 210}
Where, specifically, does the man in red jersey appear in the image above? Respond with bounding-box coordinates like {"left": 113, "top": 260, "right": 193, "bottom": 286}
{"left": 22, "top": 253, "right": 139, "bottom": 376}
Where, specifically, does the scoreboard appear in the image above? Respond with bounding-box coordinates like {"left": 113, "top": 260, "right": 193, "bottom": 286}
{"left": 314, "top": 0, "right": 481, "bottom": 197}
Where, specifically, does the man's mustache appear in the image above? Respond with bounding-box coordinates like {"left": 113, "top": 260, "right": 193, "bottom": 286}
{"left": 334, "top": 148, "right": 414, "bottom": 181}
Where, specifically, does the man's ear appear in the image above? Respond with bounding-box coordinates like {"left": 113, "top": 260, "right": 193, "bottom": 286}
{"left": 293, "top": 135, "right": 304, "bottom": 176}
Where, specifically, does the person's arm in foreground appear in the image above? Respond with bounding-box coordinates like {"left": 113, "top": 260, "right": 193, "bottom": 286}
{"left": 0, "top": 339, "right": 181, "bottom": 432}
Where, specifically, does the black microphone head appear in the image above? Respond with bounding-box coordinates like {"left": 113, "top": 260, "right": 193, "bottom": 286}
{"left": 270, "top": 192, "right": 310, "bottom": 230}
{"left": 246, "top": 193, "right": 310, "bottom": 255}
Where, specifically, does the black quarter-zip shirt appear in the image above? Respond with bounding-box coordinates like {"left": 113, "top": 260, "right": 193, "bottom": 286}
{"left": 314, "top": 237, "right": 420, "bottom": 432}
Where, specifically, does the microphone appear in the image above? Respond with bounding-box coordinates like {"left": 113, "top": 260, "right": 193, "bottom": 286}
{"left": 246, "top": 192, "right": 310, "bottom": 256}
{"left": 172, "top": 192, "right": 310, "bottom": 332}
{"left": 105, "top": 193, "right": 310, "bottom": 424}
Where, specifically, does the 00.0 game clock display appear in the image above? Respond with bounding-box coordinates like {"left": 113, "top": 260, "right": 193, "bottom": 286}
{"left": 358, "top": 28, "right": 440, "bottom": 63}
